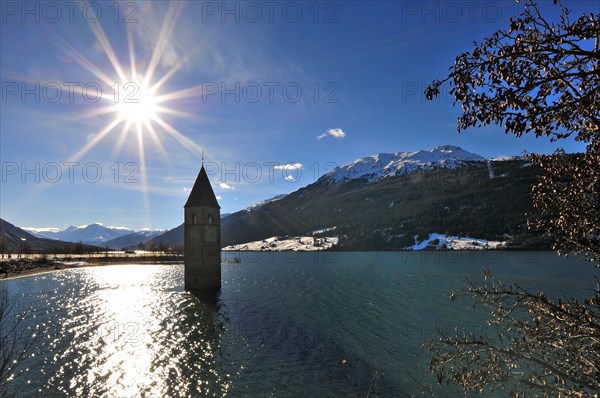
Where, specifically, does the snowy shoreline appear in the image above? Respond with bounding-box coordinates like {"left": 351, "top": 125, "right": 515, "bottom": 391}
{"left": 407, "top": 233, "right": 508, "bottom": 250}
{"left": 223, "top": 236, "right": 339, "bottom": 251}
{"left": 223, "top": 232, "right": 512, "bottom": 252}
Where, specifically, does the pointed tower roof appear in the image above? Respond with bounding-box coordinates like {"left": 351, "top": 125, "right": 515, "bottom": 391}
{"left": 184, "top": 166, "right": 220, "bottom": 208}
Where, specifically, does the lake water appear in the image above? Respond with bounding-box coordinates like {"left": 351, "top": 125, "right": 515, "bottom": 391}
{"left": 1, "top": 251, "right": 597, "bottom": 397}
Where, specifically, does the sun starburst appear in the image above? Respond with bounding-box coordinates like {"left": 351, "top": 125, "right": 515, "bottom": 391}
{"left": 64, "top": 1, "right": 204, "bottom": 166}
{"left": 35, "top": 1, "right": 213, "bottom": 228}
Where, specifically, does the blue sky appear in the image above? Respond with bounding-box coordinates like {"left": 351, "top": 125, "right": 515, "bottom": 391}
{"left": 0, "top": 1, "right": 595, "bottom": 231}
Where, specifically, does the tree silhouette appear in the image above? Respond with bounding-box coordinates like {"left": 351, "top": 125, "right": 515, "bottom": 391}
{"left": 424, "top": 1, "right": 599, "bottom": 396}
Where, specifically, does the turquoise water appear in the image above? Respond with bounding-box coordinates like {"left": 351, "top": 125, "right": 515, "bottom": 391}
{"left": 1, "top": 251, "right": 597, "bottom": 397}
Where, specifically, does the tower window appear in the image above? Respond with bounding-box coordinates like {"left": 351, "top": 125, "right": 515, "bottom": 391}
{"left": 208, "top": 214, "right": 213, "bottom": 225}
{"left": 192, "top": 213, "right": 197, "bottom": 224}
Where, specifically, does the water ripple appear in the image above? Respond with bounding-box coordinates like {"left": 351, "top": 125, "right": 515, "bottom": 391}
{"left": 0, "top": 252, "right": 596, "bottom": 397}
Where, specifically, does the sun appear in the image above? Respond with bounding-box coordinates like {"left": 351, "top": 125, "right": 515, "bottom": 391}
{"left": 64, "top": 1, "right": 206, "bottom": 172}
{"left": 113, "top": 79, "right": 159, "bottom": 124}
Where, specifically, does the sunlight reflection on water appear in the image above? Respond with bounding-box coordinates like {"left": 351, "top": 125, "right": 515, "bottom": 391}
{"left": 35, "top": 265, "right": 228, "bottom": 397}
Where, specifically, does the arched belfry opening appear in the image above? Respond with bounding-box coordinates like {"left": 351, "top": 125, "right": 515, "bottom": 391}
{"left": 184, "top": 165, "right": 221, "bottom": 291}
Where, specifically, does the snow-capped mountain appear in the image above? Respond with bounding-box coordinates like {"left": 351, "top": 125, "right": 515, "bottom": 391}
{"left": 319, "top": 145, "right": 485, "bottom": 183}
{"left": 1, "top": 218, "right": 101, "bottom": 252}
{"left": 24, "top": 223, "right": 133, "bottom": 245}
{"left": 220, "top": 152, "right": 542, "bottom": 249}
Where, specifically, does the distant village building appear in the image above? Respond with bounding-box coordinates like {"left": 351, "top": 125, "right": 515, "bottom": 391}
{"left": 184, "top": 165, "right": 221, "bottom": 291}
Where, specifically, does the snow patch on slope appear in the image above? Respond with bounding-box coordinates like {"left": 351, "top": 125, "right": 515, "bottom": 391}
{"left": 22, "top": 227, "right": 61, "bottom": 234}
{"left": 311, "top": 226, "right": 336, "bottom": 234}
{"left": 244, "top": 194, "right": 287, "bottom": 212}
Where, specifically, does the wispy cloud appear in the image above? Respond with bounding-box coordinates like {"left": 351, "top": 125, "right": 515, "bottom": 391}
{"left": 274, "top": 163, "right": 303, "bottom": 171}
{"left": 220, "top": 182, "right": 234, "bottom": 190}
{"left": 317, "top": 128, "right": 347, "bottom": 140}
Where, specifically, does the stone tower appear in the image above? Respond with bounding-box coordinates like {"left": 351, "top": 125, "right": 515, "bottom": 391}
{"left": 184, "top": 165, "right": 221, "bottom": 291}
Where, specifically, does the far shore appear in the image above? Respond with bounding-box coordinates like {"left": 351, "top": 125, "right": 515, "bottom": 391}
{"left": 0, "top": 254, "right": 183, "bottom": 281}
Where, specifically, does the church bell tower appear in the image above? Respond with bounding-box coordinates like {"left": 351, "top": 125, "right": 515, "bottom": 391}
{"left": 184, "top": 165, "right": 221, "bottom": 291}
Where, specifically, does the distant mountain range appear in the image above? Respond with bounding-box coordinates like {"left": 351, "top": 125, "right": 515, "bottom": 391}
{"left": 103, "top": 230, "right": 165, "bottom": 250}
{"left": 23, "top": 223, "right": 164, "bottom": 249}
{"left": 0, "top": 219, "right": 99, "bottom": 253}
{"left": 3, "top": 145, "right": 550, "bottom": 252}
{"left": 25, "top": 223, "right": 130, "bottom": 244}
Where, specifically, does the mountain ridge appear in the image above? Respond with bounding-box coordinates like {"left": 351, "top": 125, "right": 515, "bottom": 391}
{"left": 319, "top": 145, "right": 489, "bottom": 183}
{"left": 24, "top": 223, "right": 135, "bottom": 245}
{"left": 144, "top": 145, "right": 549, "bottom": 250}
{"left": 220, "top": 156, "right": 547, "bottom": 250}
